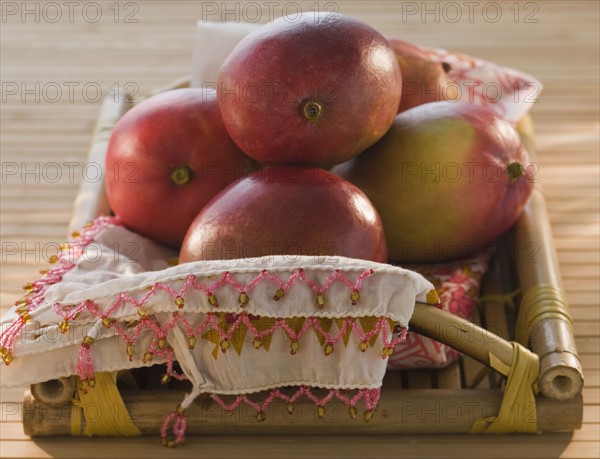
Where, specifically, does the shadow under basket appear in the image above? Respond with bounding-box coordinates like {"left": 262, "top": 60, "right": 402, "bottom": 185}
{"left": 23, "top": 82, "right": 584, "bottom": 438}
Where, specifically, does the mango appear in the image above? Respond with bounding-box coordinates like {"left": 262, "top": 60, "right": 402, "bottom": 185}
{"left": 335, "top": 101, "right": 535, "bottom": 263}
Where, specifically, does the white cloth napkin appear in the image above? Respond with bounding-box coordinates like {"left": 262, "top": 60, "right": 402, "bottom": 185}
{"left": 1, "top": 221, "right": 433, "bottom": 390}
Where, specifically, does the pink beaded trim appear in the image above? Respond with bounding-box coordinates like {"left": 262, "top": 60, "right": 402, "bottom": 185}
{"left": 0, "top": 216, "right": 119, "bottom": 365}
{"left": 100, "top": 265, "right": 374, "bottom": 312}
{"left": 70, "top": 296, "right": 406, "bottom": 390}
{"left": 211, "top": 386, "right": 381, "bottom": 414}
{"left": 161, "top": 386, "right": 381, "bottom": 447}
{"left": 54, "top": 265, "right": 375, "bottom": 337}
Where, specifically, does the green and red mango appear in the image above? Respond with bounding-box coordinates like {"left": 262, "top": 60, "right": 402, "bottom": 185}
{"left": 335, "top": 101, "right": 535, "bottom": 263}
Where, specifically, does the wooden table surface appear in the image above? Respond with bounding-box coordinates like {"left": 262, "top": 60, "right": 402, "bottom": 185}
{"left": 1, "top": 1, "right": 598, "bottom": 458}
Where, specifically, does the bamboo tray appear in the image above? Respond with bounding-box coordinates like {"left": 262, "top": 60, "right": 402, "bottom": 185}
{"left": 22, "top": 84, "right": 584, "bottom": 437}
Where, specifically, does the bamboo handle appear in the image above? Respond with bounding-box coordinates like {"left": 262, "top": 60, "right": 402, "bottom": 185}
{"left": 513, "top": 116, "right": 584, "bottom": 401}
{"left": 67, "top": 92, "right": 133, "bottom": 233}
{"left": 409, "top": 303, "right": 514, "bottom": 370}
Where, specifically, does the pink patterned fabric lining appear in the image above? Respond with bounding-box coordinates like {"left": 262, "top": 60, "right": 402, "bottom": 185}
{"left": 417, "top": 45, "right": 542, "bottom": 124}
{"left": 388, "top": 252, "right": 490, "bottom": 369}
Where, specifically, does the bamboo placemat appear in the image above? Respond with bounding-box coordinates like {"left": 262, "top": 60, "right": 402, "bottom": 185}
{"left": 1, "top": 1, "right": 598, "bottom": 458}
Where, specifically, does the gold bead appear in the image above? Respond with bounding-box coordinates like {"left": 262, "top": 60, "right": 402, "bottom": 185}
{"left": 324, "top": 343, "right": 334, "bottom": 356}
{"left": 287, "top": 403, "right": 295, "bottom": 415}
{"left": 174, "top": 296, "right": 185, "bottom": 308}
{"left": 20, "top": 312, "right": 31, "bottom": 323}
{"left": 1, "top": 352, "right": 12, "bottom": 365}
{"left": 48, "top": 255, "right": 59, "bottom": 264}
{"left": 60, "top": 243, "right": 69, "bottom": 251}
{"left": 381, "top": 347, "right": 394, "bottom": 359}
{"left": 316, "top": 294, "right": 325, "bottom": 309}
{"left": 83, "top": 221, "right": 93, "bottom": 228}
{"left": 0, "top": 347, "right": 7, "bottom": 357}
{"left": 253, "top": 338, "right": 261, "bottom": 349}
{"left": 176, "top": 404, "right": 185, "bottom": 415}
{"left": 426, "top": 289, "right": 440, "bottom": 305}
{"left": 22, "top": 283, "right": 35, "bottom": 293}
{"left": 137, "top": 307, "right": 147, "bottom": 317}
{"left": 349, "top": 406, "right": 357, "bottom": 419}
{"left": 256, "top": 411, "right": 266, "bottom": 422}
{"left": 102, "top": 317, "right": 112, "bottom": 327}
{"left": 82, "top": 336, "right": 94, "bottom": 348}
{"left": 15, "top": 306, "right": 28, "bottom": 315}
{"left": 81, "top": 379, "right": 90, "bottom": 393}
{"left": 317, "top": 406, "right": 325, "bottom": 418}
{"left": 161, "top": 373, "right": 171, "bottom": 385}
{"left": 290, "top": 340, "right": 299, "bottom": 355}
{"left": 39, "top": 269, "right": 48, "bottom": 276}
{"left": 59, "top": 320, "right": 69, "bottom": 334}
{"left": 219, "top": 339, "right": 230, "bottom": 352}
{"left": 71, "top": 231, "right": 80, "bottom": 238}
{"left": 126, "top": 320, "right": 139, "bottom": 328}
{"left": 238, "top": 292, "right": 249, "bottom": 307}
{"left": 359, "top": 341, "right": 368, "bottom": 352}
{"left": 89, "top": 378, "right": 96, "bottom": 388}
{"left": 126, "top": 344, "right": 135, "bottom": 360}
{"left": 187, "top": 336, "right": 197, "bottom": 350}
{"left": 364, "top": 409, "right": 374, "bottom": 422}
{"left": 208, "top": 294, "right": 219, "bottom": 307}
{"left": 157, "top": 337, "right": 167, "bottom": 349}
{"left": 14, "top": 299, "right": 28, "bottom": 307}
{"left": 273, "top": 288, "right": 285, "bottom": 301}
{"left": 350, "top": 289, "right": 360, "bottom": 305}
{"left": 142, "top": 352, "right": 153, "bottom": 363}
